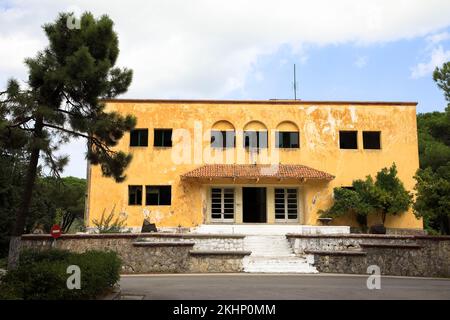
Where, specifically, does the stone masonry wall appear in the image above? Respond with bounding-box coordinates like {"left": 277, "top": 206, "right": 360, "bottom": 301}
{"left": 188, "top": 255, "right": 244, "bottom": 273}
{"left": 138, "top": 235, "right": 244, "bottom": 251}
{"left": 289, "top": 234, "right": 450, "bottom": 278}
{"left": 288, "top": 234, "right": 417, "bottom": 254}
{"left": 20, "top": 233, "right": 246, "bottom": 273}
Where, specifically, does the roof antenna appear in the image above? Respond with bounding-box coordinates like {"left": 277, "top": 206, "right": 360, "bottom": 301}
{"left": 293, "top": 64, "right": 298, "bottom": 100}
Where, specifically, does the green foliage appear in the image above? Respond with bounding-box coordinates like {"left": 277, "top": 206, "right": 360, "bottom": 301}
{"left": 414, "top": 166, "right": 450, "bottom": 234}
{"left": 92, "top": 206, "right": 128, "bottom": 233}
{"left": 0, "top": 249, "right": 121, "bottom": 300}
{"left": 0, "top": 11, "right": 136, "bottom": 245}
{"left": 417, "top": 111, "right": 450, "bottom": 170}
{"left": 0, "top": 12, "right": 136, "bottom": 181}
{"left": 0, "top": 159, "right": 87, "bottom": 257}
{"left": 27, "top": 176, "right": 87, "bottom": 233}
{"left": 0, "top": 152, "right": 27, "bottom": 257}
{"left": 323, "top": 163, "right": 412, "bottom": 227}
{"left": 19, "top": 11, "right": 136, "bottom": 182}
{"left": 373, "top": 164, "right": 414, "bottom": 223}
{"left": 320, "top": 187, "right": 369, "bottom": 231}
{"left": 413, "top": 61, "right": 450, "bottom": 234}
{"left": 433, "top": 61, "right": 450, "bottom": 103}
{"left": 322, "top": 188, "right": 364, "bottom": 217}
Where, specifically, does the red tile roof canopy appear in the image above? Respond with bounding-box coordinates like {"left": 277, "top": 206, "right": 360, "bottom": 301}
{"left": 181, "top": 164, "right": 334, "bottom": 181}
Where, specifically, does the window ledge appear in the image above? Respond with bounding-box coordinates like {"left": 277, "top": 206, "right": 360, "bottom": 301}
{"left": 145, "top": 204, "right": 172, "bottom": 207}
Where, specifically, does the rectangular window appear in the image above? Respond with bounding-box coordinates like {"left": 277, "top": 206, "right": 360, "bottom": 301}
{"left": 274, "top": 188, "right": 298, "bottom": 222}
{"left": 154, "top": 129, "right": 172, "bottom": 147}
{"left": 276, "top": 131, "right": 299, "bottom": 148}
{"left": 339, "top": 131, "right": 358, "bottom": 149}
{"left": 244, "top": 131, "right": 268, "bottom": 149}
{"left": 211, "top": 188, "right": 235, "bottom": 221}
{"left": 211, "top": 131, "right": 236, "bottom": 148}
{"left": 130, "top": 129, "right": 148, "bottom": 147}
{"left": 363, "top": 131, "right": 381, "bottom": 149}
{"left": 145, "top": 186, "right": 171, "bottom": 205}
{"left": 128, "top": 185, "right": 142, "bottom": 205}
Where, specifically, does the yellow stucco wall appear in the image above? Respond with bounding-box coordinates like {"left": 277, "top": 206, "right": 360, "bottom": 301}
{"left": 86, "top": 100, "right": 422, "bottom": 230}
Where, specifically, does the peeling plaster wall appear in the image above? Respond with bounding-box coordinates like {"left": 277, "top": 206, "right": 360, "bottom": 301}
{"left": 87, "top": 101, "right": 422, "bottom": 229}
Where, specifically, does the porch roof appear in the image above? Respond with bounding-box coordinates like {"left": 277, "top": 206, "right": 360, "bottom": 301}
{"left": 180, "top": 164, "right": 334, "bottom": 182}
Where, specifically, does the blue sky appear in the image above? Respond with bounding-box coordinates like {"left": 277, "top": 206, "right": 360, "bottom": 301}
{"left": 1, "top": 1, "right": 450, "bottom": 178}
{"left": 232, "top": 39, "right": 449, "bottom": 113}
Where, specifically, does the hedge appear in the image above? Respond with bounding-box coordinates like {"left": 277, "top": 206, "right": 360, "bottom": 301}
{"left": 0, "top": 249, "right": 121, "bottom": 300}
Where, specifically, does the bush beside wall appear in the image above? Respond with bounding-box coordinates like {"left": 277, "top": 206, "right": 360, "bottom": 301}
{"left": 0, "top": 249, "right": 121, "bottom": 300}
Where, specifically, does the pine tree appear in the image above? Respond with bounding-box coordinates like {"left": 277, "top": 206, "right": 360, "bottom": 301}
{"left": 0, "top": 12, "right": 136, "bottom": 268}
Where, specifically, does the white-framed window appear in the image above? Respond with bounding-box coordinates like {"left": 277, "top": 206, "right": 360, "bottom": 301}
{"left": 211, "top": 187, "right": 235, "bottom": 222}
{"left": 274, "top": 188, "right": 298, "bottom": 222}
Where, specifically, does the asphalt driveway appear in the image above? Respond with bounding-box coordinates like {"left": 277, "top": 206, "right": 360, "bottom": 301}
{"left": 119, "top": 273, "right": 450, "bottom": 300}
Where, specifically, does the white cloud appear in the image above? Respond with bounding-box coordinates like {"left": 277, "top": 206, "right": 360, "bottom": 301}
{"left": 2, "top": 0, "right": 450, "bottom": 177}
{"left": 426, "top": 31, "right": 450, "bottom": 44}
{"left": 411, "top": 46, "right": 450, "bottom": 79}
{"left": 2, "top": 0, "right": 450, "bottom": 98}
{"left": 354, "top": 56, "right": 368, "bottom": 68}
{"left": 411, "top": 30, "right": 450, "bottom": 79}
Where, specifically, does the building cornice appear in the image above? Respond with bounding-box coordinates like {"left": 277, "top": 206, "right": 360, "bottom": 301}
{"left": 99, "top": 98, "right": 418, "bottom": 106}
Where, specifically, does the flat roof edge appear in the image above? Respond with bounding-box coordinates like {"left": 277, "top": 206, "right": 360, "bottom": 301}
{"left": 99, "top": 98, "right": 418, "bottom": 106}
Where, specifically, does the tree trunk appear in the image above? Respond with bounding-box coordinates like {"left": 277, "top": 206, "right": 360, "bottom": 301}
{"left": 381, "top": 212, "right": 386, "bottom": 226}
{"left": 7, "top": 117, "right": 43, "bottom": 269}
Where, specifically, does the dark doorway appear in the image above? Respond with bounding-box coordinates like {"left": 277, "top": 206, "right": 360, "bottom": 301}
{"left": 243, "top": 187, "right": 267, "bottom": 223}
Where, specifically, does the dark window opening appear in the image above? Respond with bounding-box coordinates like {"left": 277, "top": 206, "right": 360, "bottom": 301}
{"left": 130, "top": 129, "right": 148, "bottom": 147}
{"left": 146, "top": 185, "right": 171, "bottom": 205}
{"left": 339, "top": 131, "right": 358, "bottom": 149}
{"left": 128, "top": 185, "right": 142, "bottom": 205}
{"left": 276, "top": 131, "right": 299, "bottom": 148}
{"left": 154, "top": 129, "right": 172, "bottom": 147}
{"left": 244, "top": 131, "right": 268, "bottom": 149}
{"left": 211, "top": 130, "right": 236, "bottom": 148}
{"left": 342, "top": 186, "right": 355, "bottom": 191}
{"left": 363, "top": 131, "right": 381, "bottom": 149}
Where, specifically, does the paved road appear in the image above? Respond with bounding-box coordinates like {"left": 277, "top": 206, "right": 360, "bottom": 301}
{"left": 119, "top": 274, "right": 450, "bottom": 300}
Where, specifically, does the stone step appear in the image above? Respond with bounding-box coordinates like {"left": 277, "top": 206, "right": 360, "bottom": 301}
{"left": 242, "top": 234, "right": 317, "bottom": 273}
{"left": 243, "top": 256, "right": 318, "bottom": 273}
{"left": 192, "top": 224, "right": 350, "bottom": 235}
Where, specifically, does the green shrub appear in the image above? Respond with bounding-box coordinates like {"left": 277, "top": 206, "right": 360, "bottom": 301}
{"left": 0, "top": 249, "right": 122, "bottom": 300}
{"left": 19, "top": 248, "right": 71, "bottom": 265}
{"left": 92, "top": 206, "right": 128, "bottom": 233}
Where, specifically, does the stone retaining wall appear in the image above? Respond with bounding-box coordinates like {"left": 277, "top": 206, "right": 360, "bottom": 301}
{"left": 138, "top": 234, "right": 244, "bottom": 251}
{"left": 20, "top": 233, "right": 247, "bottom": 273}
{"left": 289, "top": 234, "right": 450, "bottom": 278}
{"left": 287, "top": 234, "right": 419, "bottom": 254}
{"left": 188, "top": 251, "right": 251, "bottom": 273}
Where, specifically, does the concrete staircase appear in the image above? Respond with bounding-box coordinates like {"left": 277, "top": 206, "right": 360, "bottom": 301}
{"left": 242, "top": 235, "right": 318, "bottom": 273}
{"left": 189, "top": 224, "right": 347, "bottom": 273}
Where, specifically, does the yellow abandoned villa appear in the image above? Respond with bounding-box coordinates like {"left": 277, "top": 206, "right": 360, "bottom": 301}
{"left": 85, "top": 99, "right": 423, "bottom": 232}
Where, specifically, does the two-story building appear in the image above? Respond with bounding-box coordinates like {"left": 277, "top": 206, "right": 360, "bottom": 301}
{"left": 85, "top": 99, "right": 423, "bottom": 232}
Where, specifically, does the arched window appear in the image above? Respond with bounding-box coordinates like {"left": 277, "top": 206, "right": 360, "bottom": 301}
{"left": 211, "top": 120, "right": 236, "bottom": 149}
{"left": 243, "top": 121, "right": 268, "bottom": 150}
{"left": 275, "top": 121, "right": 299, "bottom": 148}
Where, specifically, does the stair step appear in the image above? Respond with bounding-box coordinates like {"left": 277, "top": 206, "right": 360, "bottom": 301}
{"left": 241, "top": 234, "right": 318, "bottom": 273}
